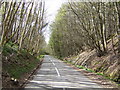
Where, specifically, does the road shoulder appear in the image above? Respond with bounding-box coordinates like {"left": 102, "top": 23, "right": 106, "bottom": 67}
{"left": 63, "top": 61, "right": 119, "bottom": 89}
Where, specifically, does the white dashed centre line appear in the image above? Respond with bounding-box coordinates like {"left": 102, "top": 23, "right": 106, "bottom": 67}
{"left": 52, "top": 62, "right": 55, "bottom": 66}
{"left": 50, "top": 59, "right": 61, "bottom": 77}
{"left": 55, "top": 67, "right": 60, "bottom": 77}
{"left": 50, "top": 59, "right": 56, "bottom": 66}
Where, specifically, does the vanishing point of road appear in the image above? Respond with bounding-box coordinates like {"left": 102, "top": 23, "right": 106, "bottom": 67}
{"left": 25, "top": 55, "right": 103, "bottom": 90}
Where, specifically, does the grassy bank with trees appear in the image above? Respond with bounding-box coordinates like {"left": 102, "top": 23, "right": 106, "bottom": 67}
{"left": 49, "top": 2, "right": 120, "bottom": 84}
{"left": 0, "top": 1, "right": 47, "bottom": 88}
{"left": 2, "top": 41, "right": 44, "bottom": 87}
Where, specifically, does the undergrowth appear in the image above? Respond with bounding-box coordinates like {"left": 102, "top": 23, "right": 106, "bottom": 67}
{"left": 2, "top": 41, "right": 43, "bottom": 79}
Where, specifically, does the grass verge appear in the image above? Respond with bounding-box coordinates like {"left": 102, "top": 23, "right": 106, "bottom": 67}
{"left": 2, "top": 42, "right": 44, "bottom": 87}
{"left": 63, "top": 60, "right": 120, "bottom": 86}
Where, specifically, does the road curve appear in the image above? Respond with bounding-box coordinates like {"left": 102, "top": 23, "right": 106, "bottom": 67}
{"left": 25, "top": 55, "right": 103, "bottom": 89}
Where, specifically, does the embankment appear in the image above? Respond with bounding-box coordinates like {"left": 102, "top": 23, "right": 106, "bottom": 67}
{"left": 64, "top": 49, "right": 120, "bottom": 83}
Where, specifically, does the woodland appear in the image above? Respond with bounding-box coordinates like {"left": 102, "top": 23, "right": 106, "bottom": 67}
{"left": 0, "top": 1, "right": 120, "bottom": 87}
{"left": 49, "top": 2, "right": 120, "bottom": 58}
{"left": 49, "top": 2, "right": 120, "bottom": 83}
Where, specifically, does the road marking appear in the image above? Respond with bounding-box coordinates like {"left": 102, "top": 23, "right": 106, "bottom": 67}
{"left": 50, "top": 59, "right": 56, "bottom": 66}
{"left": 55, "top": 67, "right": 60, "bottom": 76}
{"left": 52, "top": 62, "right": 55, "bottom": 66}
{"left": 49, "top": 58, "right": 61, "bottom": 77}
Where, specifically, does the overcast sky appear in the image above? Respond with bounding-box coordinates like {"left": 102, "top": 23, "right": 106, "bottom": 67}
{"left": 43, "top": 0, "right": 67, "bottom": 43}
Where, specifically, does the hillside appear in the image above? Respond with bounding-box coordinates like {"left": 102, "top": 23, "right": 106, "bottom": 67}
{"left": 2, "top": 42, "right": 43, "bottom": 88}
{"left": 64, "top": 38, "right": 120, "bottom": 85}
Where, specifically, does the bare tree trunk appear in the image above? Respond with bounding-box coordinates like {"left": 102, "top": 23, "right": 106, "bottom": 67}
{"left": 115, "top": 2, "right": 120, "bottom": 54}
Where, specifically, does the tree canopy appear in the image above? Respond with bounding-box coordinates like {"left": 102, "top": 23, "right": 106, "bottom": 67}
{"left": 0, "top": 1, "right": 47, "bottom": 55}
{"left": 49, "top": 2, "right": 120, "bottom": 58}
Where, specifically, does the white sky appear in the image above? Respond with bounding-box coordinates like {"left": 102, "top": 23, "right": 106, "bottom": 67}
{"left": 44, "top": 0, "right": 67, "bottom": 43}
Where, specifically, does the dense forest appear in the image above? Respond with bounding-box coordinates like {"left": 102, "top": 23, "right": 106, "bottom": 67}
{"left": 49, "top": 2, "right": 120, "bottom": 59}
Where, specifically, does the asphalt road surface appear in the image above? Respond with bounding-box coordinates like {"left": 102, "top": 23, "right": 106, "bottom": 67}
{"left": 25, "top": 55, "right": 103, "bottom": 90}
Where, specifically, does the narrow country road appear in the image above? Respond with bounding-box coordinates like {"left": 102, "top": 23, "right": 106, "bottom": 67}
{"left": 25, "top": 55, "right": 102, "bottom": 89}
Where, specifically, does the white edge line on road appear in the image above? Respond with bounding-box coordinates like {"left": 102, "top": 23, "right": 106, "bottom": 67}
{"left": 55, "top": 67, "right": 60, "bottom": 77}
